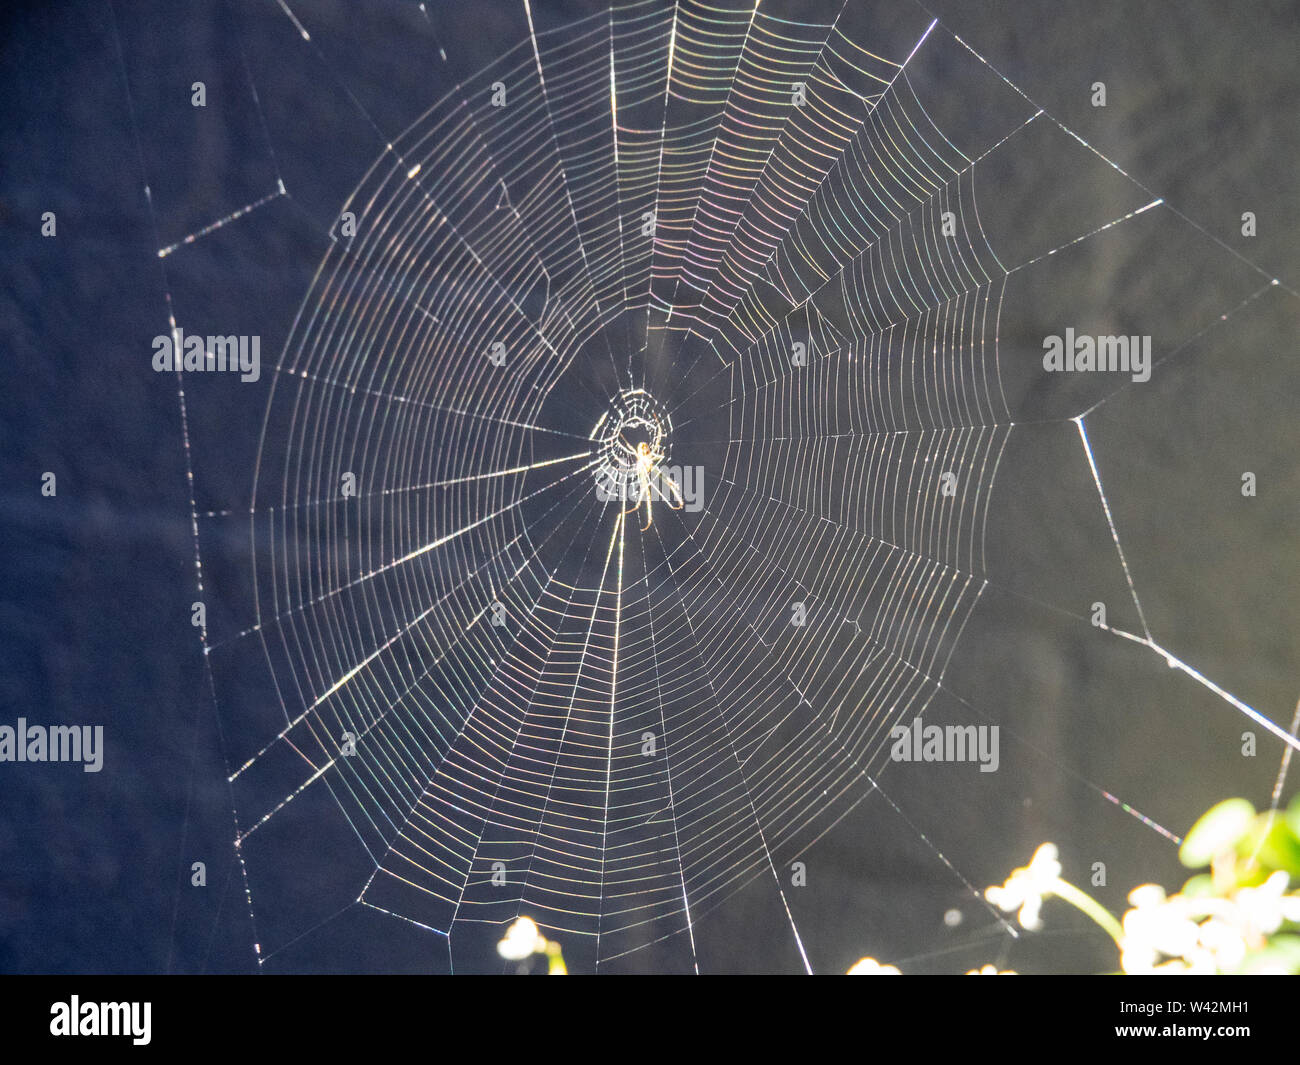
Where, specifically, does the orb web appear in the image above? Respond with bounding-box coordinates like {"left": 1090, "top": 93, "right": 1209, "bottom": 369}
{"left": 132, "top": 0, "right": 1300, "bottom": 972}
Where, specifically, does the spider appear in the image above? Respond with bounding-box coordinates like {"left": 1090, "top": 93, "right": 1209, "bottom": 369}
{"left": 617, "top": 432, "right": 683, "bottom": 530}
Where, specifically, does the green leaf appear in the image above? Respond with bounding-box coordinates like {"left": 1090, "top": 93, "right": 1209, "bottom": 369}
{"left": 1180, "top": 798, "right": 1255, "bottom": 868}
{"left": 1179, "top": 873, "right": 1216, "bottom": 899}
{"left": 1235, "top": 935, "right": 1300, "bottom": 975}
{"left": 1240, "top": 815, "right": 1300, "bottom": 878}
{"left": 1286, "top": 793, "right": 1300, "bottom": 843}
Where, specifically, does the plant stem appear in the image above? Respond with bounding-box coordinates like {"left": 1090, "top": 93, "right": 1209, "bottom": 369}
{"left": 1051, "top": 879, "right": 1125, "bottom": 946}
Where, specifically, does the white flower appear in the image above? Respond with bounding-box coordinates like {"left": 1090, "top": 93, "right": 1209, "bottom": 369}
{"left": 1235, "top": 871, "right": 1300, "bottom": 936}
{"left": 1197, "top": 916, "right": 1247, "bottom": 971}
{"left": 1116, "top": 876, "right": 1300, "bottom": 973}
{"left": 1127, "top": 883, "right": 1167, "bottom": 909}
{"left": 1120, "top": 883, "right": 1201, "bottom": 973}
{"left": 986, "top": 843, "right": 1061, "bottom": 931}
{"left": 848, "top": 956, "right": 901, "bottom": 975}
{"left": 497, "top": 917, "right": 546, "bottom": 960}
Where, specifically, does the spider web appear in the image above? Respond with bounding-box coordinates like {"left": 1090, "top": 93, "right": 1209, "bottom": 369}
{"left": 117, "top": 0, "right": 1300, "bottom": 973}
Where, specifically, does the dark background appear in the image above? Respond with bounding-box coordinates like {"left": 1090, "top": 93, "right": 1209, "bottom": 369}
{"left": 1, "top": 0, "right": 1297, "bottom": 974}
